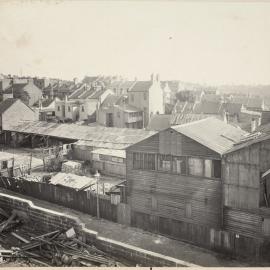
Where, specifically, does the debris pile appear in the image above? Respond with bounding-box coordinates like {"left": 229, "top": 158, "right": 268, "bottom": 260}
{"left": 0, "top": 208, "right": 124, "bottom": 267}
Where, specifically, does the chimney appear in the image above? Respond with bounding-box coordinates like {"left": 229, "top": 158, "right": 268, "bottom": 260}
{"left": 151, "top": 73, "right": 154, "bottom": 82}
{"left": 156, "top": 74, "right": 160, "bottom": 82}
{"left": 223, "top": 111, "right": 228, "bottom": 124}
{"left": 251, "top": 118, "right": 259, "bottom": 132}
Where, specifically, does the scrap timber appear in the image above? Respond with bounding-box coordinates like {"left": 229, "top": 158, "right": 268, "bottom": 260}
{"left": 0, "top": 207, "right": 126, "bottom": 266}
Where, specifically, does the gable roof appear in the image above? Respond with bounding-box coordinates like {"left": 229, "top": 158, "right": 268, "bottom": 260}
{"left": 147, "top": 114, "right": 171, "bottom": 131}
{"left": 246, "top": 97, "right": 263, "bottom": 109}
{"left": 100, "top": 94, "right": 120, "bottom": 109}
{"left": 193, "top": 101, "right": 221, "bottom": 114}
{"left": 128, "top": 81, "right": 152, "bottom": 92}
{"left": 0, "top": 98, "right": 18, "bottom": 114}
{"left": 170, "top": 113, "right": 210, "bottom": 126}
{"left": 172, "top": 117, "right": 248, "bottom": 155}
{"left": 219, "top": 102, "right": 242, "bottom": 115}
{"left": 4, "top": 83, "right": 28, "bottom": 94}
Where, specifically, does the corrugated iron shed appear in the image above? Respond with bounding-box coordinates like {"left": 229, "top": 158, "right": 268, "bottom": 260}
{"left": 172, "top": 117, "right": 248, "bottom": 155}
{"left": 7, "top": 121, "right": 156, "bottom": 149}
{"left": 49, "top": 172, "right": 96, "bottom": 190}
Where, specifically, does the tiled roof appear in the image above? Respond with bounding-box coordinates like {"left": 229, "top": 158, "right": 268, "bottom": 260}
{"left": 128, "top": 81, "right": 152, "bottom": 92}
{"left": 172, "top": 117, "right": 248, "bottom": 155}
{"left": 0, "top": 98, "right": 18, "bottom": 114}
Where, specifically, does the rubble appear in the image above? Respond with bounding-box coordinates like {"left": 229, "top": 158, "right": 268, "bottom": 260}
{"left": 0, "top": 207, "right": 126, "bottom": 267}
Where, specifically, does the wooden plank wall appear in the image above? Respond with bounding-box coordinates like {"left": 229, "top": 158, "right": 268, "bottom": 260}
{"left": 223, "top": 139, "right": 270, "bottom": 239}
{"left": 158, "top": 129, "right": 220, "bottom": 158}
{"left": 0, "top": 176, "right": 117, "bottom": 222}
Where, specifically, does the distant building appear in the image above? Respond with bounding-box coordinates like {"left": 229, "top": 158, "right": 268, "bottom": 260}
{"left": 127, "top": 74, "right": 164, "bottom": 127}
{"left": 3, "top": 81, "right": 42, "bottom": 106}
{"left": 97, "top": 94, "right": 143, "bottom": 128}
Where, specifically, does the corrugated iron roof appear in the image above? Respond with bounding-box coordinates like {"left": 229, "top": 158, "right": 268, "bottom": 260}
{"left": 49, "top": 172, "right": 96, "bottom": 190}
{"left": 7, "top": 121, "right": 156, "bottom": 149}
{"left": 91, "top": 148, "right": 126, "bottom": 159}
{"left": 172, "top": 117, "right": 248, "bottom": 155}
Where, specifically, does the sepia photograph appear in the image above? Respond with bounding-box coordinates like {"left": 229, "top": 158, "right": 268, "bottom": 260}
{"left": 0, "top": 0, "right": 270, "bottom": 267}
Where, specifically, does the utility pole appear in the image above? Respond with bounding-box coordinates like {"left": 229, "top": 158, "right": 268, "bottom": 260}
{"left": 95, "top": 170, "right": 100, "bottom": 219}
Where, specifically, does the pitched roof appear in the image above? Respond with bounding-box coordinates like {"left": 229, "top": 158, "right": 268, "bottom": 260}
{"left": 91, "top": 148, "right": 126, "bottom": 159}
{"left": 128, "top": 81, "right": 152, "bottom": 92}
{"left": 4, "top": 83, "right": 28, "bottom": 94}
{"left": 100, "top": 94, "right": 119, "bottom": 109}
{"left": 147, "top": 114, "right": 171, "bottom": 131}
{"left": 170, "top": 113, "right": 210, "bottom": 126}
{"left": 50, "top": 172, "right": 96, "bottom": 191}
{"left": 7, "top": 121, "right": 156, "bottom": 149}
{"left": 172, "top": 117, "right": 248, "bottom": 155}
{"left": 90, "top": 89, "right": 107, "bottom": 99}
{"left": 116, "top": 103, "right": 141, "bottom": 113}
{"left": 219, "top": 102, "right": 242, "bottom": 115}
{"left": 246, "top": 97, "right": 263, "bottom": 109}
{"left": 193, "top": 101, "right": 221, "bottom": 114}
{"left": 0, "top": 98, "right": 18, "bottom": 114}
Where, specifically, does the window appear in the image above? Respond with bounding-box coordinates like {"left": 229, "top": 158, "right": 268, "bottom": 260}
{"left": 143, "top": 92, "right": 147, "bottom": 101}
{"left": 81, "top": 106, "right": 85, "bottom": 112}
{"left": 57, "top": 106, "right": 60, "bottom": 111}
{"left": 131, "top": 94, "right": 134, "bottom": 102}
{"left": 2, "top": 161, "right": 7, "bottom": 170}
{"left": 68, "top": 106, "right": 71, "bottom": 112}
{"left": 158, "top": 154, "right": 171, "bottom": 171}
{"left": 212, "top": 160, "right": 221, "bottom": 178}
{"left": 172, "top": 156, "right": 187, "bottom": 174}
{"left": 133, "top": 152, "right": 143, "bottom": 169}
{"left": 188, "top": 157, "right": 203, "bottom": 176}
{"left": 204, "top": 160, "right": 212, "bottom": 178}
{"left": 144, "top": 153, "right": 156, "bottom": 170}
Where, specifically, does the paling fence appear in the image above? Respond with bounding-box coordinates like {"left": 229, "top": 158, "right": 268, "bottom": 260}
{"left": 0, "top": 176, "right": 118, "bottom": 222}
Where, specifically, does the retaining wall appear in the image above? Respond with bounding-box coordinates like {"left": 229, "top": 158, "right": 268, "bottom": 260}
{"left": 0, "top": 192, "right": 197, "bottom": 267}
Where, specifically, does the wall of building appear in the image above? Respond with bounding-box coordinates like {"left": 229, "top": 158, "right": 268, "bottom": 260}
{"left": 126, "top": 130, "right": 222, "bottom": 248}
{"left": 223, "top": 140, "right": 270, "bottom": 256}
{"left": 18, "top": 82, "right": 42, "bottom": 106}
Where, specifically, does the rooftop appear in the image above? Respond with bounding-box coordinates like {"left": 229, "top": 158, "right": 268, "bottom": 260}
{"left": 0, "top": 98, "right": 18, "bottom": 115}
{"left": 172, "top": 117, "right": 248, "bottom": 155}
{"left": 193, "top": 101, "right": 221, "bottom": 115}
{"left": 7, "top": 121, "right": 156, "bottom": 149}
{"left": 128, "top": 81, "right": 152, "bottom": 92}
{"left": 49, "top": 172, "right": 96, "bottom": 191}
{"left": 91, "top": 148, "right": 126, "bottom": 159}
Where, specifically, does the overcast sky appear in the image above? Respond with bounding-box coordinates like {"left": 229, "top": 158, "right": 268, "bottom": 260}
{"left": 0, "top": 1, "right": 270, "bottom": 85}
